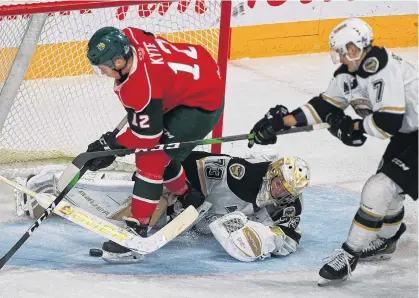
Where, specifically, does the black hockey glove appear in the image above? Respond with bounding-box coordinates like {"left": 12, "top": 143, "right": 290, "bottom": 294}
{"left": 86, "top": 132, "right": 126, "bottom": 171}
{"left": 176, "top": 181, "right": 205, "bottom": 209}
{"left": 326, "top": 113, "right": 367, "bottom": 147}
{"left": 248, "top": 105, "right": 289, "bottom": 148}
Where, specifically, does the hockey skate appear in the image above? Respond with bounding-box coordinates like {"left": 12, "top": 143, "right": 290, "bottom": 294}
{"left": 360, "top": 222, "right": 406, "bottom": 261}
{"left": 318, "top": 243, "right": 360, "bottom": 286}
{"left": 101, "top": 217, "right": 147, "bottom": 264}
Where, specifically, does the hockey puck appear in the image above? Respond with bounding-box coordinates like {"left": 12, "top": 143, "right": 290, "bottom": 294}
{"left": 89, "top": 248, "right": 103, "bottom": 257}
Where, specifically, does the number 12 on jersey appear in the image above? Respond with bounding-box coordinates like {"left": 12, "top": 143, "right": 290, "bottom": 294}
{"left": 155, "top": 38, "right": 200, "bottom": 80}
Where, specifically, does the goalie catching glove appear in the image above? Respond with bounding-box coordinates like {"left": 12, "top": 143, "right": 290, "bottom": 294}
{"left": 209, "top": 211, "right": 299, "bottom": 262}
{"left": 87, "top": 131, "right": 127, "bottom": 171}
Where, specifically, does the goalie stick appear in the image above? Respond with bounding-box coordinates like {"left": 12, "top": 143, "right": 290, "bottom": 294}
{"left": 0, "top": 176, "right": 198, "bottom": 255}
{"left": 108, "top": 193, "right": 171, "bottom": 227}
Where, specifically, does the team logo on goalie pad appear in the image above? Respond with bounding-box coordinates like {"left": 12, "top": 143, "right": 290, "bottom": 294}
{"left": 229, "top": 163, "right": 245, "bottom": 180}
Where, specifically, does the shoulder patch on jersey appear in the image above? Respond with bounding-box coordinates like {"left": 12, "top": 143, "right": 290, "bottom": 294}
{"left": 283, "top": 206, "right": 296, "bottom": 217}
{"left": 229, "top": 163, "right": 245, "bottom": 180}
{"left": 362, "top": 57, "right": 379, "bottom": 73}
{"left": 357, "top": 46, "right": 388, "bottom": 78}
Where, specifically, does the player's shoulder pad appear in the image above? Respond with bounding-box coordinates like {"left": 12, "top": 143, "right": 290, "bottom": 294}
{"left": 228, "top": 157, "right": 248, "bottom": 181}
{"left": 357, "top": 46, "right": 388, "bottom": 78}
{"left": 333, "top": 64, "right": 351, "bottom": 77}
{"left": 122, "top": 27, "right": 155, "bottom": 46}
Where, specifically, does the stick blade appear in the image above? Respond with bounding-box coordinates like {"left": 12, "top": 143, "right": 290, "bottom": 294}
{"left": 127, "top": 206, "right": 199, "bottom": 254}
{"left": 57, "top": 163, "right": 80, "bottom": 192}
{"left": 158, "top": 205, "right": 199, "bottom": 241}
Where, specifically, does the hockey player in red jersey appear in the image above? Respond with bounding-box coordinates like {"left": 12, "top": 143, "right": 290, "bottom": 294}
{"left": 86, "top": 27, "right": 224, "bottom": 263}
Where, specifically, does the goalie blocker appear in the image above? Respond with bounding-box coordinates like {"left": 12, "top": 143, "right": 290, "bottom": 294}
{"left": 16, "top": 150, "right": 310, "bottom": 263}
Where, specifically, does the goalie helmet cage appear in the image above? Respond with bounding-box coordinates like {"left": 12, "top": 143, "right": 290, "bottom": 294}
{"left": 0, "top": 0, "right": 231, "bottom": 175}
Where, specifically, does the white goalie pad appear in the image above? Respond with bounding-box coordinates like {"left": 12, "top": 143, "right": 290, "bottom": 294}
{"left": 269, "top": 226, "right": 299, "bottom": 257}
{"left": 14, "top": 166, "right": 135, "bottom": 219}
{"left": 209, "top": 211, "right": 276, "bottom": 262}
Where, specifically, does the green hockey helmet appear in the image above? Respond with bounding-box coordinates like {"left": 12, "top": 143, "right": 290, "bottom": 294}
{"left": 87, "top": 27, "right": 131, "bottom": 69}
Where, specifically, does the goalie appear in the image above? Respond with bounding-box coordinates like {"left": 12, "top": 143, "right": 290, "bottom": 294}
{"left": 178, "top": 151, "right": 310, "bottom": 262}
{"left": 16, "top": 150, "right": 310, "bottom": 263}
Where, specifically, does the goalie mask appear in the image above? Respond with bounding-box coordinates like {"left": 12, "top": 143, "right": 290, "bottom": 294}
{"left": 256, "top": 157, "right": 310, "bottom": 208}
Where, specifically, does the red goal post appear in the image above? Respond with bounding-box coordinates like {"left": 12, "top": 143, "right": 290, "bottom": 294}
{"left": 0, "top": 0, "right": 231, "bottom": 173}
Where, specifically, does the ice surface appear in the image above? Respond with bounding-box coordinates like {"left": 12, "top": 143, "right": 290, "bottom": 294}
{"left": 0, "top": 48, "right": 417, "bottom": 297}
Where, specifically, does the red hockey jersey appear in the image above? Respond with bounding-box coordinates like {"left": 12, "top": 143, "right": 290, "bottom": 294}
{"left": 115, "top": 27, "right": 224, "bottom": 149}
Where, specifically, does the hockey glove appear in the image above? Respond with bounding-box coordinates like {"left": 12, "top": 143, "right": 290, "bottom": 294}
{"left": 86, "top": 132, "right": 126, "bottom": 171}
{"left": 176, "top": 181, "right": 205, "bottom": 209}
{"left": 326, "top": 113, "right": 367, "bottom": 147}
{"left": 248, "top": 105, "right": 289, "bottom": 148}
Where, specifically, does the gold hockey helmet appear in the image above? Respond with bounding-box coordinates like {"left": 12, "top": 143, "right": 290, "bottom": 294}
{"left": 256, "top": 157, "right": 310, "bottom": 208}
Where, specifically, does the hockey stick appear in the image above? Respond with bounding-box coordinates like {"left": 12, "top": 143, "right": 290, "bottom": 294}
{"left": 59, "top": 123, "right": 330, "bottom": 181}
{"left": 0, "top": 116, "right": 128, "bottom": 270}
{"left": 0, "top": 176, "right": 197, "bottom": 255}
{"left": 54, "top": 122, "right": 328, "bottom": 229}
{"left": 55, "top": 123, "right": 330, "bottom": 205}
{"left": 55, "top": 122, "right": 329, "bottom": 205}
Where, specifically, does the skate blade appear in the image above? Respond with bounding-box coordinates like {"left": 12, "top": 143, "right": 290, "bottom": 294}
{"left": 101, "top": 251, "right": 144, "bottom": 264}
{"left": 359, "top": 254, "right": 392, "bottom": 262}
{"left": 317, "top": 276, "right": 348, "bottom": 287}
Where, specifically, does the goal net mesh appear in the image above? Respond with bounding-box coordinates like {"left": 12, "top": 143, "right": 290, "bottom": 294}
{"left": 0, "top": 1, "right": 225, "bottom": 176}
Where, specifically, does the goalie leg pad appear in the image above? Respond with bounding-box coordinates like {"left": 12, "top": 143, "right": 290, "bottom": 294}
{"left": 209, "top": 211, "right": 275, "bottom": 262}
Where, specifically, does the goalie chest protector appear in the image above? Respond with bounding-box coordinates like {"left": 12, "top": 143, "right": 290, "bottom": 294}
{"left": 196, "top": 155, "right": 270, "bottom": 215}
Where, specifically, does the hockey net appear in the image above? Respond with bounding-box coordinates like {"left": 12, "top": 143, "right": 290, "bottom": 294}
{"left": 0, "top": 0, "right": 230, "bottom": 177}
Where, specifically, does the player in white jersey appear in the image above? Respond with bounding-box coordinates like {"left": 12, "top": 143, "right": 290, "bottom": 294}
{"left": 16, "top": 150, "right": 310, "bottom": 263}
{"left": 248, "top": 18, "right": 417, "bottom": 285}
{"left": 177, "top": 151, "right": 310, "bottom": 262}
